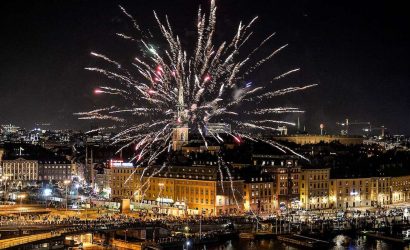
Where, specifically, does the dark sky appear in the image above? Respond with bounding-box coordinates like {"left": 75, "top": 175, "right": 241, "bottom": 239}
{"left": 1, "top": 0, "right": 409, "bottom": 135}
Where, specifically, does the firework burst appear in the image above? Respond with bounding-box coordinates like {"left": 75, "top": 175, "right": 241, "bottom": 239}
{"left": 76, "top": 0, "right": 316, "bottom": 205}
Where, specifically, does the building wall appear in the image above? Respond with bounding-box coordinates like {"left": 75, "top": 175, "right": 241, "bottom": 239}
{"left": 139, "top": 177, "right": 218, "bottom": 215}
{"left": 244, "top": 179, "right": 275, "bottom": 214}
{"left": 329, "top": 178, "right": 372, "bottom": 209}
{"left": 110, "top": 164, "right": 237, "bottom": 216}
{"left": 110, "top": 166, "right": 138, "bottom": 200}
{"left": 95, "top": 168, "right": 111, "bottom": 194}
{"left": 216, "top": 180, "right": 244, "bottom": 215}
{"left": 273, "top": 135, "right": 364, "bottom": 146}
{"left": 391, "top": 175, "right": 410, "bottom": 203}
{"left": 299, "top": 168, "right": 330, "bottom": 210}
{"left": 38, "top": 161, "right": 73, "bottom": 181}
{"left": 274, "top": 166, "right": 300, "bottom": 206}
{"left": 371, "top": 177, "right": 392, "bottom": 206}
{"left": 172, "top": 127, "right": 189, "bottom": 151}
{"left": 1, "top": 158, "right": 38, "bottom": 181}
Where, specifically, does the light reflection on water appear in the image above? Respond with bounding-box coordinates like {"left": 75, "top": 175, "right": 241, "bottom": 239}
{"left": 205, "top": 235, "right": 410, "bottom": 250}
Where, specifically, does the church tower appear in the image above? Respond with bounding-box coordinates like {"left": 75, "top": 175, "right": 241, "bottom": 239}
{"left": 172, "top": 82, "right": 189, "bottom": 151}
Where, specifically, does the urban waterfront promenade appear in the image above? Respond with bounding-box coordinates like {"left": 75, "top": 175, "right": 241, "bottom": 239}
{"left": 1, "top": 202, "right": 410, "bottom": 249}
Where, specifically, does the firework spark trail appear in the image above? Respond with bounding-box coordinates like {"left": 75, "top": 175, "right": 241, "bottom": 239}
{"left": 245, "top": 84, "right": 318, "bottom": 102}
{"left": 249, "top": 107, "right": 305, "bottom": 115}
{"left": 254, "top": 120, "right": 296, "bottom": 126}
{"left": 272, "top": 68, "right": 300, "bottom": 80}
{"left": 77, "top": 0, "right": 316, "bottom": 205}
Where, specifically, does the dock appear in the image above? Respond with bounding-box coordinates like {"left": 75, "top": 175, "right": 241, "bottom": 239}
{"left": 362, "top": 231, "right": 410, "bottom": 244}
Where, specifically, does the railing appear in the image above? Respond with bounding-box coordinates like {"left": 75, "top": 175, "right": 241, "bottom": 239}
{"left": 0, "top": 231, "right": 62, "bottom": 249}
{"left": 0, "top": 221, "right": 169, "bottom": 249}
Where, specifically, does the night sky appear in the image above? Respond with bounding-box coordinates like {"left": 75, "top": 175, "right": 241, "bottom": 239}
{"left": 1, "top": 0, "right": 409, "bottom": 135}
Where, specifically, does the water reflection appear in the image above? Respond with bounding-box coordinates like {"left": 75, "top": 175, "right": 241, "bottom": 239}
{"left": 204, "top": 235, "right": 410, "bottom": 250}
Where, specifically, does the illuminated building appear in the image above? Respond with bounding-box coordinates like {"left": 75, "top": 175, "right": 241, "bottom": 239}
{"left": 255, "top": 156, "right": 301, "bottom": 208}
{"left": 134, "top": 164, "right": 244, "bottom": 216}
{"left": 391, "top": 175, "right": 410, "bottom": 203}
{"left": 1, "top": 124, "right": 20, "bottom": 134}
{"left": 1, "top": 158, "right": 38, "bottom": 183}
{"left": 272, "top": 134, "right": 364, "bottom": 146}
{"left": 38, "top": 159, "right": 73, "bottom": 181}
{"left": 172, "top": 127, "right": 189, "bottom": 151}
{"left": 329, "top": 177, "right": 372, "bottom": 209}
{"left": 181, "top": 141, "right": 220, "bottom": 156}
{"left": 299, "top": 168, "right": 330, "bottom": 210}
{"left": 243, "top": 170, "right": 275, "bottom": 214}
{"left": 370, "top": 177, "right": 392, "bottom": 206}
{"left": 109, "top": 160, "right": 137, "bottom": 200}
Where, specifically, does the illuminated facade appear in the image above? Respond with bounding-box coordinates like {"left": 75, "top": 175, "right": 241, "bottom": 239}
{"left": 243, "top": 173, "right": 275, "bottom": 214}
{"left": 109, "top": 160, "right": 138, "bottom": 200}
{"left": 38, "top": 160, "right": 73, "bottom": 181}
{"left": 299, "top": 168, "right": 330, "bottom": 210}
{"left": 329, "top": 177, "right": 372, "bottom": 209}
{"left": 253, "top": 155, "right": 301, "bottom": 208}
{"left": 172, "top": 127, "right": 189, "bottom": 151}
{"left": 391, "top": 175, "right": 410, "bottom": 203}
{"left": 273, "top": 134, "right": 364, "bottom": 146}
{"left": 1, "top": 158, "right": 38, "bottom": 182}
{"left": 370, "top": 177, "right": 392, "bottom": 206}
{"left": 127, "top": 165, "right": 244, "bottom": 216}
{"left": 271, "top": 165, "right": 301, "bottom": 208}
{"left": 181, "top": 143, "right": 220, "bottom": 156}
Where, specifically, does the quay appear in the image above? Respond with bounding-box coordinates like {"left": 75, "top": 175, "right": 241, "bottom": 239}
{"left": 361, "top": 231, "right": 410, "bottom": 244}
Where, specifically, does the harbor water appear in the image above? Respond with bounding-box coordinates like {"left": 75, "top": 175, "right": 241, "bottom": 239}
{"left": 204, "top": 235, "right": 410, "bottom": 250}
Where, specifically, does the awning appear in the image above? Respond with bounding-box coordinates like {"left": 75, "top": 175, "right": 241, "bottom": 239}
{"left": 155, "top": 197, "right": 174, "bottom": 203}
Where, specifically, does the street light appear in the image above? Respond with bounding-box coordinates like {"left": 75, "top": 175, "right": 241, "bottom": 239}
{"left": 17, "top": 194, "right": 26, "bottom": 218}
{"left": 43, "top": 188, "right": 52, "bottom": 209}
{"left": 64, "top": 180, "right": 71, "bottom": 211}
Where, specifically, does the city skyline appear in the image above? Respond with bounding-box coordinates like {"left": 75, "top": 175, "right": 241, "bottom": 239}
{"left": 1, "top": 1, "right": 410, "bottom": 248}
{"left": 1, "top": 0, "right": 410, "bottom": 134}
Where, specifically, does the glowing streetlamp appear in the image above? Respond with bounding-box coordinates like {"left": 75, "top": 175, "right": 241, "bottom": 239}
{"left": 43, "top": 188, "right": 52, "bottom": 209}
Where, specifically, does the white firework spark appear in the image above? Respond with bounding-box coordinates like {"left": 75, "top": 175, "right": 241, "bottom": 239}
{"left": 77, "top": 1, "right": 316, "bottom": 206}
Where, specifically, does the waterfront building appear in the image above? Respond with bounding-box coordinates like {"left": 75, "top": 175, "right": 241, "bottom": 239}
{"left": 370, "top": 177, "right": 392, "bottom": 206}
{"left": 133, "top": 164, "right": 244, "bottom": 216}
{"left": 391, "top": 175, "right": 410, "bottom": 203}
{"left": 243, "top": 169, "right": 275, "bottom": 214}
{"left": 255, "top": 156, "right": 301, "bottom": 209}
{"left": 329, "top": 177, "right": 372, "bottom": 209}
{"left": 299, "top": 168, "right": 330, "bottom": 210}
{"left": 252, "top": 155, "right": 301, "bottom": 208}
